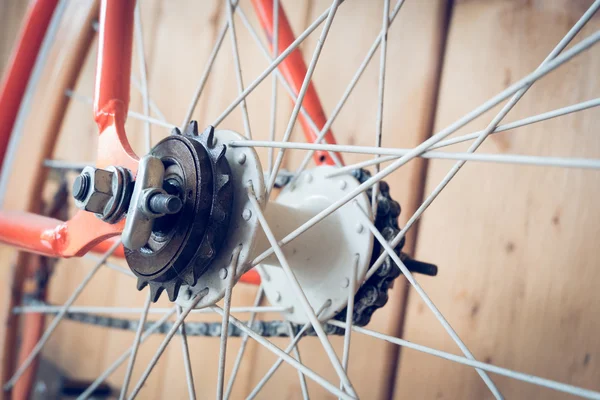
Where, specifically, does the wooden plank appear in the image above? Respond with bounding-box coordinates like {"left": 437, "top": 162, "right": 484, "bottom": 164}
{"left": 395, "top": 1, "right": 600, "bottom": 398}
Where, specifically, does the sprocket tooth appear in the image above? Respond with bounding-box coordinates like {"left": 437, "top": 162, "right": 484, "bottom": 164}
{"left": 182, "top": 270, "right": 196, "bottom": 286}
{"left": 198, "top": 234, "right": 215, "bottom": 259}
{"left": 216, "top": 144, "right": 227, "bottom": 161}
{"left": 166, "top": 280, "right": 182, "bottom": 302}
{"left": 149, "top": 283, "right": 165, "bottom": 302}
{"left": 136, "top": 279, "right": 148, "bottom": 291}
{"left": 213, "top": 203, "right": 226, "bottom": 223}
{"left": 171, "top": 127, "right": 182, "bottom": 136}
{"left": 201, "top": 125, "right": 216, "bottom": 147}
{"left": 184, "top": 120, "right": 199, "bottom": 136}
{"left": 216, "top": 174, "right": 230, "bottom": 192}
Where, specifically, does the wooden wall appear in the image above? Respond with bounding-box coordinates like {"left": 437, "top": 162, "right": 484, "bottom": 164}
{"left": 1, "top": 0, "right": 599, "bottom": 399}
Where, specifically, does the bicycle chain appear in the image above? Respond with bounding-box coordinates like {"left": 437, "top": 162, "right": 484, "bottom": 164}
{"left": 24, "top": 169, "right": 406, "bottom": 337}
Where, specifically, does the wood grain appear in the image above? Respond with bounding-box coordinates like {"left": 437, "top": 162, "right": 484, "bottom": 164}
{"left": 395, "top": 1, "right": 600, "bottom": 398}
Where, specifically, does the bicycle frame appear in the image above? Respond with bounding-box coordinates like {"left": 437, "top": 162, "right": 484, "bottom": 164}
{"left": 0, "top": 0, "right": 341, "bottom": 274}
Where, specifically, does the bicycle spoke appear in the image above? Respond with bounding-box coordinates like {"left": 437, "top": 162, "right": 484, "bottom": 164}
{"left": 83, "top": 254, "right": 136, "bottom": 278}
{"left": 235, "top": 140, "right": 600, "bottom": 170}
{"left": 226, "top": 0, "right": 252, "bottom": 140}
{"left": 134, "top": 1, "right": 151, "bottom": 152}
{"left": 429, "top": 97, "right": 600, "bottom": 150}
{"left": 182, "top": 0, "right": 241, "bottom": 128}
{"left": 177, "top": 305, "right": 196, "bottom": 400}
{"left": 127, "top": 292, "right": 206, "bottom": 399}
{"left": 247, "top": 187, "right": 357, "bottom": 397}
{"left": 234, "top": 6, "right": 343, "bottom": 168}
{"left": 267, "top": 0, "right": 342, "bottom": 196}
{"left": 223, "top": 286, "right": 264, "bottom": 400}
{"left": 119, "top": 291, "right": 152, "bottom": 400}
{"left": 353, "top": 203, "right": 502, "bottom": 399}
{"left": 77, "top": 307, "right": 177, "bottom": 400}
{"left": 43, "top": 159, "right": 90, "bottom": 171}
{"left": 286, "top": 322, "right": 309, "bottom": 400}
{"left": 212, "top": 303, "right": 356, "bottom": 400}
{"left": 327, "top": 321, "right": 600, "bottom": 400}
{"left": 292, "top": 0, "right": 407, "bottom": 178}
{"left": 341, "top": 256, "right": 358, "bottom": 387}
{"left": 12, "top": 304, "right": 290, "bottom": 315}
{"left": 65, "top": 90, "right": 177, "bottom": 130}
{"left": 216, "top": 246, "right": 241, "bottom": 400}
{"left": 4, "top": 239, "right": 121, "bottom": 390}
{"left": 371, "top": 0, "right": 390, "bottom": 216}
{"left": 131, "top": 75, "right": 167, "bottom": 121}
{"left": 212, "top": 4, "right": 336, "bottom": 128}
{"left": 267, "top": 0, "right": 279, "bottom": 173}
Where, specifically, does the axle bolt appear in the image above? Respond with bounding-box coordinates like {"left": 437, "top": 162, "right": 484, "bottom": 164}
{"left": 148, "top": 193, "right": 182, "bottom": 215}
{"left": 72, "top": 173, "right": 90, "bottom": 201}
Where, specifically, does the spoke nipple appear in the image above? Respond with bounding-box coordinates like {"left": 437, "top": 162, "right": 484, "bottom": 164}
{"left": 341, "top": 277, "right": 349, "bottom": 288}
{"left": 237, "top": 153, "right": 247, "bottom": 165}
{"left": 305, "top": 173, "right": 313, "bottom": 183}
{"left": 339, "top": 180, "right": 347, "bottom": 190}
{"left": 242, "top": 209, "right": 252, "bottom": 221}
{"left": 275, "top": 291, "right": 282, "bottom": 302}
{"left": 148, "top": 193, "right": 183, "bottom": 215}
{"left": 356, "top": 224, "right": 364, "bottom": 234}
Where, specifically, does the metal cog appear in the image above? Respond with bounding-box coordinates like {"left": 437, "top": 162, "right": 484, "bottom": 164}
{"left": 125, "top": 122, "right": 234, "bottom": 302}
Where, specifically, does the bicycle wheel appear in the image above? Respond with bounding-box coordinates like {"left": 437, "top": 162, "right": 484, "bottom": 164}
{"left": 1, "top": 1, "right": 599, "bottom": 399}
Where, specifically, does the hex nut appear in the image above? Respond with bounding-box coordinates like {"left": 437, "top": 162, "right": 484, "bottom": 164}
{"left": 79, "top": 166, "right": 115, "bottom": 214}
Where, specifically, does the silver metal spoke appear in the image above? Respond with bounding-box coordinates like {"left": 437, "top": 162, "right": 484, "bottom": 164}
{"left": 212, "top": 304, "right": 356, "bottom": 400}
{"left": 4, "top": 239, "right": 121, "bottom": 390}
{"left": 429, "top": 97, "right": 600, "bottom": 150}
{"left": 182, "top": 0, "right": 241, "bottom": 128}
{"left": 119, "top": 291, "right": 152, "bottom": 400}
{"left": 131, "top": 75, "right": 167, "bottom": 122}
{"left": 267, "top": 0, "right": 279, "bottom": 172}
{"left": 12, "top": 304, "right": 290, "bottom": 315}
{"left": 266, "top": 0, "right": 342, "bottom": 196}
{"left": 127, "top": 293, "right": 206, "bottom": 399}
{"left": 292, "top": 0, "right": 407, "bottom": 178}
{"left": 354, "top": 203, "right": 502, "bottom": 399}
{"left": 363, "top": 0, "right": 600, "bottom": 279}
{"left": 65, "top": 89, "right": 177, "bottom": 130}
{"left": 178, "top": 305, "right": 197, "bottom": 400}
{"left": 234, "top": 6, "right": 343, "bottom": 168}
{"left": 340, "top": 255, "right": 358, "bottom": 399}
{"left": 371, "top": 0, "right": 390, "bottom": 216}
{"left": 134, "top": 1, "right": 151, "bottom": 152}
{"left": 217, "top": 246, "right": 241, "bottom": 400}
{"left": 247, "top": 187, "right": 357, "bottom": 397}
{"left": 212, "top": 5, "right": 336, "bottom": 128}
{"left": 234, "top": 140, "right": 600, "bottom": 170}
{"left": 43, "top": 159, "right": 89, "bottom": 171}
{"left": 224, "top": 287, "right": 264, "bottom": 400}
{"left": 77, "top": 307, "right": 177, "bottom": 400}
{"left": 327, "top": 320, "right": 600, "bottom": 400}
{"left": 286, "top": 322, "right": 310, "bottom": 400}
{"left": 246, "top": 320, "right": 311, "bottom": 400}
{"left": 226, "top": 0, "right": 252, "bottom": 140}
{"left": 83, "top": 254, "right": 136, "bottom": 278}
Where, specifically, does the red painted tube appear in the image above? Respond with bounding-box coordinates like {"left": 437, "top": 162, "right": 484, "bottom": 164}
{"left": 251, "top": 0, "right": 343, "bottom": 166}
{"left": 0, "top": 0, "right": 60, "bottom": 170}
